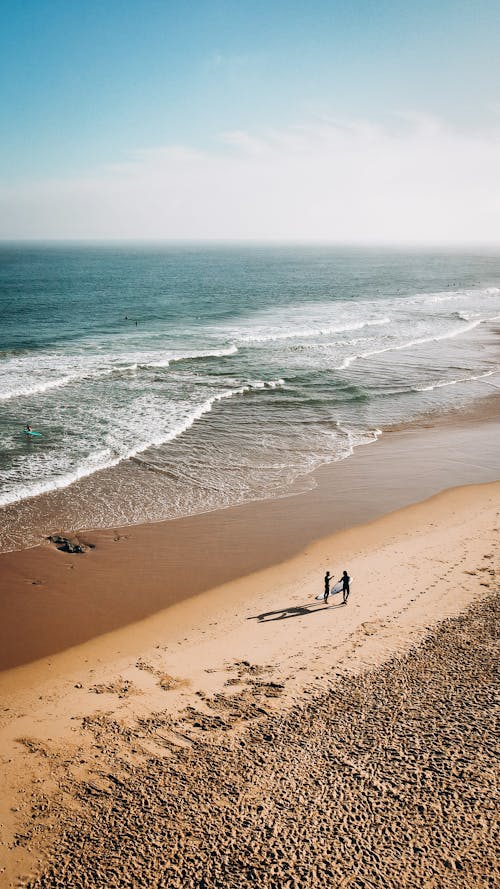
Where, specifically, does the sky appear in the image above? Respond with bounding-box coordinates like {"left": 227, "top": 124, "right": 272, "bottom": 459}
{"left": 1, "top": 0, "right": 499, "bottom": 242}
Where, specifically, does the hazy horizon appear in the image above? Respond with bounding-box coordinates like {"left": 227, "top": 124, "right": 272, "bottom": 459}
{"left": 1, "top": 239, "right": 500, "bottom": 250}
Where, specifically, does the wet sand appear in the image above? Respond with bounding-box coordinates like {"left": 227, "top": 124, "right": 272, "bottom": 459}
{"left": 1, "top": 403, "right": 500, "bottom": 671}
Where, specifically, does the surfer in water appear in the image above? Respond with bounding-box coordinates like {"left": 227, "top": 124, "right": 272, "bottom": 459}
{"left": 25, "top": 423, "right": 32, "bottom": 432}
{"left": 324, "top": 571, "right": 332, "bottom": 604}
{"left": 341, "top": 570, "right": 350, "bottom": 604}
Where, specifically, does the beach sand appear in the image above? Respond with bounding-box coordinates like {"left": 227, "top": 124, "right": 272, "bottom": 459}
{"left": 0, "top": 407, "right": 499, "bottom": 887}
{"left": 19, "top": 595, "right": 500, "bottom": 889}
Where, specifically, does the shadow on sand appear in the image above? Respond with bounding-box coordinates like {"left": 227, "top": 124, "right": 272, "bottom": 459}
{"left": 248, "top": 601, "right": 345, "bottom": 622}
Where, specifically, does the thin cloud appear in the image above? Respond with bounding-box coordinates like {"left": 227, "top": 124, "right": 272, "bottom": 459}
{"left": 1, "top": 115, "right": 499, "bottom": 242}
{"left": 206, "top": 51, "right": 250, "bottom": 71}
{"left": 219, "top": 130, "right": 270, "bottom": 156}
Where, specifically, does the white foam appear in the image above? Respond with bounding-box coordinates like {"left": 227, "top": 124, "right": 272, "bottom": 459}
{"left": 335, "top": 423, "right": 383, "bottom": 456}
{"left": 248, "top": 378, "right": 285, "bottom": 390}
{"left": 139, "top": 344, "right": 238, "bottom": 369}
{"left": 338, "top": 320, "right": 482, "bottom": 370}
{"left": 0, "top": 346, "right": 239, "bottom": 402}
{"left": 0, "top": 378, "right": 283, "bottom": 508}
{"left": 407, "top": 286, "right": 500, "bottom": 305}
{"left": 0, "top": 373, "right": 87, "bottom": 402}
{"left": 236, "top": 317, "right": 391, "bottom": 345}
{"left": 412, "top": 369, "right": 496, "bottom": 392}
{"left": 0, "top": 361, "right": 130, "bottom": 403}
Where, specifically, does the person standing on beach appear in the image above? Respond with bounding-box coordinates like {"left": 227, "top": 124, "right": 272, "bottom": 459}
{"left": 341, "top": 570, "right": 350, "bottom": 604}
{"left": 324, "top": 571, "right": 332, "bottom": 604}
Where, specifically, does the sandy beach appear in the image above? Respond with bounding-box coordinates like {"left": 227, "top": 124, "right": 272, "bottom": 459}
{"left": 2, "top": 1, "right": 500, "bottom": 883}
{"left": 17, "top": 594, "right": 499, "bottom": 889}
{"left": 0, "top": 405, "right": 499, "bottom": 887}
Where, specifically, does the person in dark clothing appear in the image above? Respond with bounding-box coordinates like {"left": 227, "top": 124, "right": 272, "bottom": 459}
{"left": 324, "top": 571, "right": 332, "bottom": 604}
{"left": 341, "top": 570, "right": 350, "bottom": 604}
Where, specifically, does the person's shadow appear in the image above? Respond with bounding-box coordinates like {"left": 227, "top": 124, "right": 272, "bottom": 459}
{"left": 248, "top": 601, "right": 344, "bottom": 622}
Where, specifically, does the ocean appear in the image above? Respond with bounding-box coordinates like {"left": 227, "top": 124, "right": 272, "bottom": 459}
{"left": 1, "top": 243, "right": 499, "bottom": 551}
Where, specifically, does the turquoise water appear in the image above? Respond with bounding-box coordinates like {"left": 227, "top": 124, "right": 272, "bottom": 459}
{"left": 1, "top": 244, "right": 499, "bottom": 548}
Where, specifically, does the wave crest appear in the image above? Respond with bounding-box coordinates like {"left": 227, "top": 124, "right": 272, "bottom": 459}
{"left": 0, "top": 377, "right": 284, "bottom": 508}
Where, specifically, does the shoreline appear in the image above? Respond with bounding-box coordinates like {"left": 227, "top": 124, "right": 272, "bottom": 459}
{"left": 1, "top": 399, "right": 499, "bottom": 671}
{"left": 1, "top": 374, "right": 500, "bottom": 556}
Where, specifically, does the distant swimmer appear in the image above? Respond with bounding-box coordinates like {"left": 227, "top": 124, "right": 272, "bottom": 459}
{"left": 341, "top": 570, "right": 350, "bottom": 604}
{"left": 23, "top": 424, "right": 42, "bottom": 438}
{"left": 324, "top": 571, "right": 332, "bottom": 604}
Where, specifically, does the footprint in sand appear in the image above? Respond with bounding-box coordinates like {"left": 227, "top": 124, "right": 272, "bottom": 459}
{"left": 90, "top": 678, "right": 137, "bottom": 698}
{"left": 358, "top": 620, "right": 385, "bottom": 636}
{"left": 157, "top": 674, "right": 189, "bottom": 691}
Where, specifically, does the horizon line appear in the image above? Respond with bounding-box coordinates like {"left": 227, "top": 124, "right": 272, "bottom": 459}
{"left": 1, "top": 238, "right": 500, "bottom": 251}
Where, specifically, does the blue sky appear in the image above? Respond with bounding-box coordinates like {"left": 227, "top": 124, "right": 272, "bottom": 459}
{"left": 1, "top": 1, "right": 499, "bottom": 240}
{"left": 2, "top": 0, "right": 499, "bottom": 179}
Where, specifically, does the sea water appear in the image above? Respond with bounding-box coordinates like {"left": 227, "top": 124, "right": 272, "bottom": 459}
{"left": 0, "top": 244, "right": 499, "bottom": 549}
